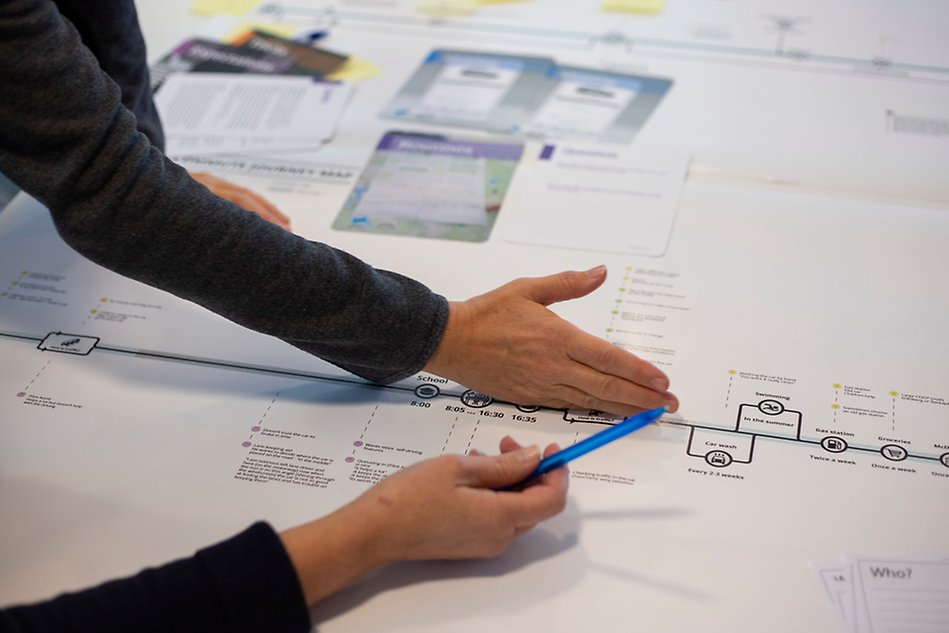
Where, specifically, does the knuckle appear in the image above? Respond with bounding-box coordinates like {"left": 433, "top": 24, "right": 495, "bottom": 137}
{"left": 439, "top": 454, "right": 466, "bottom": 473}
{"left": 556, "top": 273, "right": 579, "bottom": 295}
{"left": 639, "top": 389, "right": 667, "bottom": 409}
{"left": 578, "top": 392, "right": 601, "bottom": 410}
{"left": 597, "top": 374, "right": 623, "bottom": 400}
{"left": 588, "top": 341, "right": 618, "bottom": 370}
{"left": 488, "top": 534, "right": 512, "bottom": 557}
{"left": 506, "top": 276, "right": 531, "bottom": 293}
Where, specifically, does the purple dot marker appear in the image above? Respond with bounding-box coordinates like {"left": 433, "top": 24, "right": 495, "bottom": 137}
{"left": 251, "top": 426, "right": 261, "bottom": 432}
{"left": 17, "top": 392, "right": 26, "bottom": 398}
{"left": 353, "top": 440, "right": 363, "bottom": 447}
{"left": 345, "top": 456, "right": 355, "bottom": 463}
{"left": 241, "top": 441, "right": 252, "bottom": 448}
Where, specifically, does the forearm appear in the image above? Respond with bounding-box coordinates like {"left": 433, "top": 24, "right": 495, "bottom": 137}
{"left": 0, "top": 523, "right": 310, "bottom": 633}
{"left": 0, "top": 0, "right": 448, "bottom": 383}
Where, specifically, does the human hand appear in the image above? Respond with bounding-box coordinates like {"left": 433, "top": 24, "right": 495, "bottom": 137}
{"left": 279, "top": 438, "right": 568, "bottom": 605}
{"left": 189, "top": 171, "right": 291, "bottom": 230}
{"left": 424, "top": 266, "right": 678, "bottom": 417}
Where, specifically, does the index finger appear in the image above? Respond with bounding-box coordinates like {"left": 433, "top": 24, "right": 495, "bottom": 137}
{"left": 569, "top": 333, "right": 669, "bottom": 392}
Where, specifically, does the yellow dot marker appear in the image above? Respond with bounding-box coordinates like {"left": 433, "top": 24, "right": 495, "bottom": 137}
{"left": 90, "top": 309, "right": 97, "bottom": 314}
{"left": 602, "top": 0, "right": 665, "bottom": 15}
{"left": 833, "top": 383, "right": 841, "bottom": 389}
{"left": 100, "top": 297, "right": 108, "bottom": 302}
{"left": 889, "top": 391, "right": 899, "bottom": 397}
{"left": 417, "top": 0, "right": 477, "bottom": 15}
{"left": 728, "top": 369, "right": 737, "bottom": 375}
{"left": 831, "top": 404, "right": 840, "bottom": 410}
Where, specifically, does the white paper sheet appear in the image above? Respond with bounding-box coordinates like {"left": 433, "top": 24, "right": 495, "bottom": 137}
{"left": 503, "top": 142, "right": 689, "bottom": 256}
{"left": 853, "top": 558, "right": 949, "bottom": 633}
{"left": 812, "top": 556, "right": 949, "bottom": 633}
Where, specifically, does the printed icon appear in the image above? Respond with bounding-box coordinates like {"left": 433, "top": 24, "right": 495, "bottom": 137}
{"left": 940, "top": 453, "right": 949, "bottom": 468}
{"left": 563, "top": 408, "right": 616, "bottom": 424}
{"left": 820, "top": 436, "right": 848, "bottom": 453}
{"left": 880, "top": 444, "right": 907, "bottom": 462}
{"left": 705, "top": 450, "right": 733, "bottom": 468}
{"left": 414, "top": 384, "right": 440, "bottom": 399}
{"left": 757, "top": 399, "right": 785, "bottom": 416}
{"left": 461, "top": 390, "right": 493, "bottom": 408}
{"left": 515, "top": 404, "right": 540, "bottom": 413}
{"left": 37, "top": 332, "right": 99, "bottom": 356}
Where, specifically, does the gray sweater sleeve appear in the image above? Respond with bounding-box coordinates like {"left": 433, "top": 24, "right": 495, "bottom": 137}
{"left": 0, "top": 0, "right": 449, "bottom": 383}
{"left": 51, "top": 0, "right": 165, "bottom": 149}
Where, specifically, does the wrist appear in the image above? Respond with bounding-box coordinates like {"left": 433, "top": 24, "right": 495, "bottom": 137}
{"left": 278, "top": 500, "right": 389, "bottom": 606}
{"left": 423, "top": 300, "right": 469, "bottom": 379}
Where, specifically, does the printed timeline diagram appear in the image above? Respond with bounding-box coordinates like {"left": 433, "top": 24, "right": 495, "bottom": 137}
{"left": 667, "top": 372, "right": 949, "bottom": 471}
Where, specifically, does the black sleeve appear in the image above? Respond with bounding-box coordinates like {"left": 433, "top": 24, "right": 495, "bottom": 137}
{"left": 0, "top": 523, "right": 311, "bottom": 633}
{"left": 0, "top": 0, "right": 449, "bottom": 383}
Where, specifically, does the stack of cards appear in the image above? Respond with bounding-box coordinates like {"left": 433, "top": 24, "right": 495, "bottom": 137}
{"left": 155, "top": 73, "right": 352, "bottom": 156}
{"left": 382, "top": 49, "right": 673, "bottom": 145}
{"left": 151, "top": 32, "right": 349, "bottom": 91}
{"left": 812, "top": 555, "right": 949, "bottom": 632}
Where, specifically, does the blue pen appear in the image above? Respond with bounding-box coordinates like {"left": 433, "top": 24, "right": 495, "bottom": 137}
{"left": 500, "top": 406, "right": 665, "bottom": 491}
{"left": 296, "top": 29, "right": 328, "bottom": 44}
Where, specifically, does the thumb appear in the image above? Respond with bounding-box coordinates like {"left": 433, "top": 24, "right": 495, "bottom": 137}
{"left": 459, "top": 445, "right": 541, "bottom": 488}
{"left": 525, "top": 266, "right": 607, "bottom": 306}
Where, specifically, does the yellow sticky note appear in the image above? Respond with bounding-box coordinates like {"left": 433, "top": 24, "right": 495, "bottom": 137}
{"left": 224, "top": 22, "right": 299, "bottom": 42}
{"left": 417, "top": 0, "right": 478, "bottom": 16}
{"left": 602, "top": 0, "right": 665, "bottom": 15}
{"left": 325, "top": 57, "right": 382, "bottom": 83}
{"left": 190, "top": 0, "right": 260, "bottom": 17}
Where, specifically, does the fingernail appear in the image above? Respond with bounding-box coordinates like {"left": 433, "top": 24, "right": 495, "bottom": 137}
{"left": 650, "top": 377, "right": 668, "bottom": 391}
{"left": 518, "top": 445, "right": 540, "bottom": 464}
{"left": 663, "top": 395, "right": 679, "bottom": 412}
{"left": 586, "top": 265, "right": 607, "bottom": 279}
